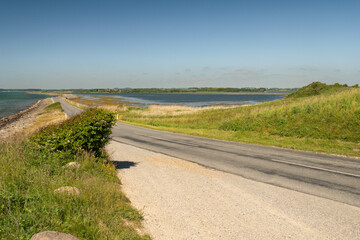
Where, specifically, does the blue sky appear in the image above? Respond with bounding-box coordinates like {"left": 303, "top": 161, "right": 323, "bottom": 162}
{"left": 0, "top": 0, "right": 359, "bottom": 89}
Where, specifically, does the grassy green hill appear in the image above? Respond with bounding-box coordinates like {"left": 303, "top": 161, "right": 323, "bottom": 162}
{"left": 120, "top": 82, "right": 360, "bottom": 156}
{"left": 286, "top": 82, "right": 356, "bottom": 98}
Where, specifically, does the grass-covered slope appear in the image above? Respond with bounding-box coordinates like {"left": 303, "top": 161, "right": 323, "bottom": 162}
{"left": 286, "top": 82, "right": 356, "bottom": 98}
{"left": 0, "top": 108, "right": 150, "bottom": 240}
{"left": 120, "top": 83, "right": 360, "bottom": 156}
{"left": 220, "top": 87, "right": 360, "bottom": 142}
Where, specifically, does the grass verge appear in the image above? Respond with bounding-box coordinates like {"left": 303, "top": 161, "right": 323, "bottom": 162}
{"left": 0, "top": 106, "right": 150, "bottom": 239}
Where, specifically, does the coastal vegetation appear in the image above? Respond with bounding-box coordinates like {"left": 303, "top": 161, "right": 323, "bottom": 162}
{"left": 0, "top": 108, "right": 149, "bottom": 239}
{"left": 22, "top": 102, "right": 65, "bottom": 136}
{"left": 119, "top": 82, "right": 360, "bottom": 157}
{"left": 30, "top": 109, "right": 115, "bottom": 158}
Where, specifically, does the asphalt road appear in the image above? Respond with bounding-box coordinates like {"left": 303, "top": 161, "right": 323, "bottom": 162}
{"left": 111, "top": 122, "right": 360, "bottom": 208}
{"left": 53, "top": 97, "right": 83, "bottom": 118}
{"left": 53, "top": 99, "right": 360, "bottom": 208}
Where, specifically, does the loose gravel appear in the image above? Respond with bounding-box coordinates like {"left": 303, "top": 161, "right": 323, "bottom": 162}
{"left": 107, "top": 141, "right": 360, "bottom": 240}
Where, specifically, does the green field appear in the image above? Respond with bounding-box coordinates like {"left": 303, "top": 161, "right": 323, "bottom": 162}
{"left": 119, "top": 82, "right": 360, "bottom": 157}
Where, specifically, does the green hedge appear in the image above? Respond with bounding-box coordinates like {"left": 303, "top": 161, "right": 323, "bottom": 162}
{"left": 30, "top": 109, "right": 115, "bottom": 157}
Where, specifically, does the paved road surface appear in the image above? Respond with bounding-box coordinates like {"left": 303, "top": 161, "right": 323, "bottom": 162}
{"left": 53, "top": 97, "right": 83, "bottom": 118}
{"left": 107, "top": 141, "right": 360, "bottom": 240}
{"left": 51, "top": 99, "right": 360, "bottom": 208}
{"left": 112, "top": 122, "right": 360, "bottom": 207}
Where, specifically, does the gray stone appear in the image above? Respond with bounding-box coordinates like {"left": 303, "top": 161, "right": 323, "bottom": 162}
{"left": 54, "top": 186, "right": 81, "bottom": 197}
{"left": 30, "top": 231, "right": 80, "bottom": 240}
{"left": 63, "top": 162, "right": 81, "bottom": 169}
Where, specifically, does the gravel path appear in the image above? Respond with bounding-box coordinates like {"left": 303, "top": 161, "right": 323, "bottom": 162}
{"left": 107, "top": 141, "right": 360, "bottom": 240}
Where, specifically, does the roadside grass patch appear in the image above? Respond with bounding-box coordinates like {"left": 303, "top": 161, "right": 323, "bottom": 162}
{"left": 0, "top": 108, "right": 150, "bottom": 240}
{"left": 44, "top": 102, "right": 62, "bottom": 112}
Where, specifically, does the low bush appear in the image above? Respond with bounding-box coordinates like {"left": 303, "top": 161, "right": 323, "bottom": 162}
{"left": 30, "top": 109, "right": 115, "bottom": 158}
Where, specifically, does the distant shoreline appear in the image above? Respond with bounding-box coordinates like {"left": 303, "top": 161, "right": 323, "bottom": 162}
{"left": 79, "top": 91, "right": 289, "bottom": 95}
{"left": 0, "top": 100, "right": 42, "bottom": 128}
{"left": 0, "top": 98, "right": 54, "bottom": 139}
{"left": 65, "top": 91, "right": 290, "bottom": 95}
{"left": 0, "top": 92, "right": 54, "bottom": 120}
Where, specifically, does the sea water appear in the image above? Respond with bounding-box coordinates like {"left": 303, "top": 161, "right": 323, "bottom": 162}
{"left": 0, "top": 92, "right": 50, "bottom": 119}
{"left": 77, "top": 92, "right": 285, "bottom": 107}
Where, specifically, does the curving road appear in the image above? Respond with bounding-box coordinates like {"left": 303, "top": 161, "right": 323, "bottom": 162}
{"left": 111, "top": 122, "right": 360, "bottom": 208}
{"left": 53, "top": 97, "right": 84, "bottom": 118}
{"left": 53, "top": 99, "right": 360, "bottom": 208}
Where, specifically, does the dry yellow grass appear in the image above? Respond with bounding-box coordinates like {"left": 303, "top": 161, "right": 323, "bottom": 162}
{"left": 68, "top": 95, "right": 131, "bottom": 106}
{"left": 134, "top": 104, "right": 237, "bottom": 116}
{"left": 65, "top": 98, "right": 124, "bottom": 113}
{"left": 65, "top": 96, "right": 127, "bottom": 113}
{"left": 96, "top": 104, "right": 121, "bottom": 112}
{"left": 65, "top": 95, "right": 239, "bottom": 116}
{"left": 22, "top": 100, "right": 65, "bottom": 136}
{"left": 63, "top": 98, "right": 89, "bottom": 109}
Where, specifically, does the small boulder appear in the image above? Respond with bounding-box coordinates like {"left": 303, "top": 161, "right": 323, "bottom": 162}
{"left": 54, "top": 186, "right": 81, "bottom": 197}
{"left": 63, "top": 162, "right": 81, "bottom": 169}
{"left": 30, "top": 231, "right": 80, "bottom": 240}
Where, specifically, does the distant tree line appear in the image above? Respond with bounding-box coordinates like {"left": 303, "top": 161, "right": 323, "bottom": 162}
{"left": 0, "top": 87, "right": 298, "bottom": 94}
{"left": 69, "top": 87, "right": 297, "bottom": 94}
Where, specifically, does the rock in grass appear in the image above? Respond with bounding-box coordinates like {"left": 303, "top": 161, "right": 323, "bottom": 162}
{"left": 63, "top": 161, "right": 81, "bottom": 169}
{"left": 54, "top": 186, "right": 81, "bottom": 197}
{"left": 30, "top": 231, "right": 80, "bottom": 240}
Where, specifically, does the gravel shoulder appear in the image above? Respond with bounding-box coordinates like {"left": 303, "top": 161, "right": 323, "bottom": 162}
{"left": 107, "top": 140, "right": 360, "bottom": 240}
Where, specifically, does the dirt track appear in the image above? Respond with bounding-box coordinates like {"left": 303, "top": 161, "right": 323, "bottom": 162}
{"left": 107, "top": 140, "right": 360, "bottom": 240}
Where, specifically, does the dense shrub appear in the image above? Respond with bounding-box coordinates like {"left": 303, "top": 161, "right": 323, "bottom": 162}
{"left": 30, "top": 109, "right": 115, "bottom": 157}
{"left": 286, "top": 82, "right": 349, "bottom": 98}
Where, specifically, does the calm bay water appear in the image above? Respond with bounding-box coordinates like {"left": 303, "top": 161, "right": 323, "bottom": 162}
{"left": 0, "top": 92, "right": 50, "bottom": 119}
{"left": 78, "top": 92, "right": 285, "bottom": 107}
